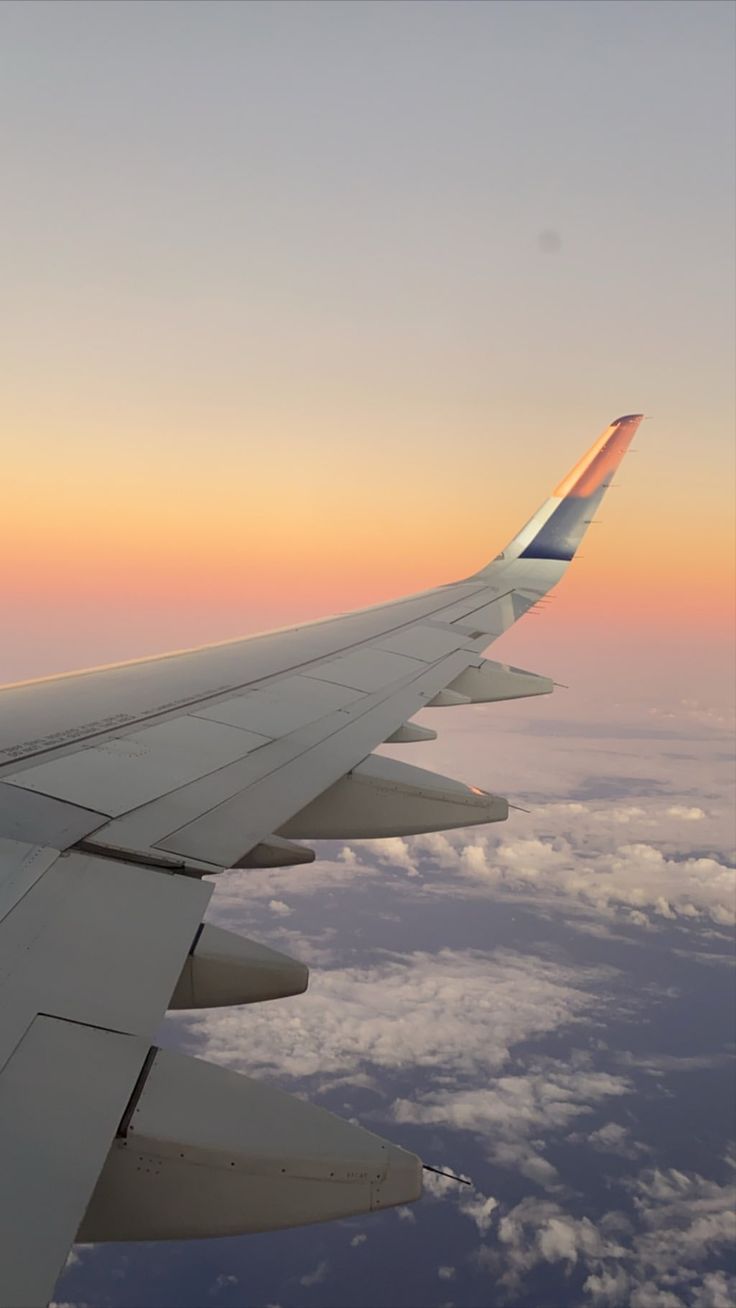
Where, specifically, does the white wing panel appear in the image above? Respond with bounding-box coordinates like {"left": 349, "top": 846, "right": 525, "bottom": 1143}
{"left": 5, "top": 716, "right": 270, "bottom": 818}
{"left": 0, "top": 839, "right": 58, "bottom": 924}
{"left": 308, "top": 649, "right": 422, "bottom": 692}
{"left": 193, "top": 674, "right": 358, "bottom": 736}
{"left": 375, "top": 625, "right": 470, "bottom": 662}
{"left": 0, "top": 850, "right": 211, "bottom": 1049}
{"left": 0, "top": 782, "right": 105, "bottom": 850}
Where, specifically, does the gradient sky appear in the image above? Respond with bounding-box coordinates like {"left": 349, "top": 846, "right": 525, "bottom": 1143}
{"left": 1, "top": 1, "right": 734, "bottom": 703}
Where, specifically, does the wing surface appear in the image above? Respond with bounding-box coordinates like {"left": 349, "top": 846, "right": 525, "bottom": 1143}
{"left": 0, "top": 414, "right": 642, "bottom": 1306}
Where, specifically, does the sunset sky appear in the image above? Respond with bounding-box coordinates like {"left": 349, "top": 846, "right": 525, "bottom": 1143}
{"left": 2, "top": 9, "right": 734, "bottom": 1308}
{"left": 2, "top": 0, "right": 734, "bottom": 707}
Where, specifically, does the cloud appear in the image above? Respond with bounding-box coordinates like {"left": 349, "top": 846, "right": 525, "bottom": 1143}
{"left": 629, "top": 1286, "right": 684, "bottom": 1308}
{"left": 472, "top": 1166, "right": 736, "bottom": 1306}
{"left": 268, "top": 899, "right": 292, "bottom": 916}
{"left": 174, "top": 947, "right": 611, "bottom": 1088}
{"left": 691, "top": 1272, "right": 736, "bottom": 1308}
{"left": 395, "top": 816, "right": 735, "bottom": 929}
{"left": 569, "top": 1121, "right": 649, "bottom": 1160}
{"left": 299, "top": 1260, "right": 330, "bottom": 1287}
{"left": 583, "top": 1267, "right": 631, "bottom": 1306}
{"left": 395, "top": 1056, "right": 630, "bottom": 1187}
{"left": 209, "top": 1274, "right": 238, "bottom": 1296}
{"left": 350, "top": 1233, "right": 367, "bottom": 1247}
{"left": 618, "top": 1052, "right": 735, "bottom": 1077}
{"left": 627, "top": 1168, "right": 736, "bottom": 1281}
{"left": 422, "top": 1166, "right": 499, "bottom": 1234}
{"left": 366, "top": 837, "right": 421, "bottom": 875}
{"left": 459, "top": 1190, "right": 499, "bottom": 1235}
{"left": 483, "top": 1195, "right": 627, "bottom": 1292}
{"left": 438, "top": 1265, "right": 456, "bottom": 1280}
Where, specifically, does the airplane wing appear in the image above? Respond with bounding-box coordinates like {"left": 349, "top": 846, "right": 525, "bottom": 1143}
{"left": 0, "top": 415, "right": 643, "bottom": 1307}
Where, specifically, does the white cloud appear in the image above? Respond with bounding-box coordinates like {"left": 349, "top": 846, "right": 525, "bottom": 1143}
{"left": 666, "top": 807, "right": 706, "bottom": 821}
{"left": 627, "top": 1168, "right": 736, "bottom": 1281}
{"left": 583, "top": 1267, "right": 631, "bottom": 1306}
{"left": 175, "top": 948, "right": 610, "bottom": 1087}
{"left": 630, "top": 1287, "right": 685, "bottom": 1308}
{"left": 476, "top": 1165, "right": 736, "bottom": 1307}
{"left": 395, "top": 1057, "right": 630, "bottom": 1187}
{"left": 267, "top": 899, "right": 292, "bottom": 916}
{"left": 209, "top": 1274, "right": 238, "bottom": 1295}
{"left": 422, "top": 1166, "right": 499, "bottom": 1234}
{"left": 365, "top": 837, "right": 420, "bottom": 875}
{"left": 459, "top": 1190, "right": 499, "bottom": 1235}
{"left": 619, "top": 1052, "right": 735, "bottom": 1076}
{"left": 572, "top": 1121, "right": 649, "bottom": 1160}
{"left": 691, "top": 1272, "right": 736, "bottom": 1308}
{"left": 350, "top": 1233, "right": 367, "bottom": 1247}
{"left": 405, "top": 819, "right": 734, "bottom": 929}
{"left": 490, "top": 1195, "right": 627, "bottom": 1291}
{"left": 299, "top": 1260, "right": 330, "bottom": 1287}
{"left": 437, "top": 1265, "right": 456, "bottom": 1280}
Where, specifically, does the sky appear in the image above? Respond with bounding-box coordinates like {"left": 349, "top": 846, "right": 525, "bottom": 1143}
{"left": 0, "top": 3, "right": 734, "bottom": 1307}
{"left": 1, "top": 0, "right": 734, "bottom": 699}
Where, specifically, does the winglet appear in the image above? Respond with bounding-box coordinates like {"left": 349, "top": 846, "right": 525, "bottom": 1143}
{"left": 475, "top": 414, "right": 643, "bottom": 572}
{"left": 552, "top": 414, "right": 643, "bottom": 500}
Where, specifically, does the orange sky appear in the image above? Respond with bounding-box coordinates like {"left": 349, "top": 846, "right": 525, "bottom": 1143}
{"left": 3, "top": 409, "right": 733, "bottom": 705}
{"left": 4, "top": 413, "right": 732, "bottom": 630}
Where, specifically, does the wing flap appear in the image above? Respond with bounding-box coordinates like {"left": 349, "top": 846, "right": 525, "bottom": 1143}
{"left": 0, "top": 1015, "right": 149, "bottom": 1308}
{"left": 80, "top": 1048, "right": 421, "bottom": 1242}
{"left": 192, "top": 674, "right": 358, "bottom": 735}
{"left": 307, "top": 649, "right": 423, "bottom": 691}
